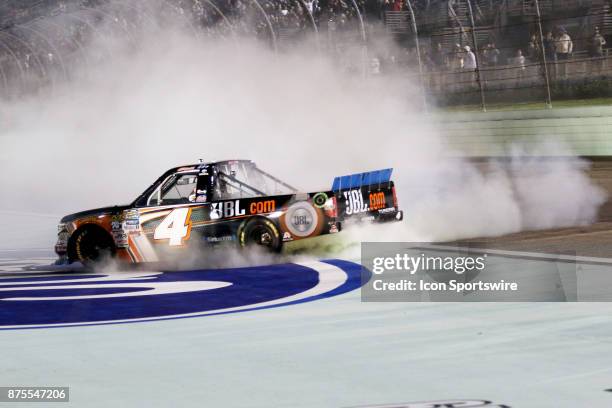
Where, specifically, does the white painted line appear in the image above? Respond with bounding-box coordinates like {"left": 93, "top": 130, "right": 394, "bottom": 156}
{"left": 0, "top": 260, "right": 350, "bottom": 329}
{"left": 412, "top": 244, "right": 612, "bottom": 265}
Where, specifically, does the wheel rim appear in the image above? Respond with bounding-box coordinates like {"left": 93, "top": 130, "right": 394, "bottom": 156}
{"left": 249, "top": 226, "right": 273, "bottom": 248}
{"left": 76, "top": 230, "right": 113, "bottom": 262}
{"left": 260, "top": 232, "right": 272, "bottom": 245}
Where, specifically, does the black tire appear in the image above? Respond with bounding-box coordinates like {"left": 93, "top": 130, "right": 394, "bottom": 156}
{"left": 69, "top": 227, "right": 115, "bottom": 264}
{"left": 239, "top": 218, "right": 282, "bottom": 253}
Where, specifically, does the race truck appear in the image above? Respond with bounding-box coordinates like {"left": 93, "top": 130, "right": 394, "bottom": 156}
{"left": 55, "top": 160, "right": 403, "bottom": 264}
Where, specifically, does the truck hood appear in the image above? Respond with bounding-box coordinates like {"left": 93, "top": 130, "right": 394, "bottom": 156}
{"left": 60, "top": 205, "right": 131, "bottom": 223}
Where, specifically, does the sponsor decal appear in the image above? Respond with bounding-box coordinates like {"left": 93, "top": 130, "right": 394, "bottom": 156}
{"left": 344, "top": 189, "right": 369, "bottom": 215}
{"left": 312, "top": 192, "right": 328, "bottom": 208}
{"left": 190, "top": 189, "right": 208, "bottom": 203}
{"left": 112, "top": 231, "right": 129, "bottom": 248}
{"left": 123, "top": 209, "right": 140, "bottom": 232}
{"left": 249, "top": 200, "right": 276, "bottom": 215}
{"left": 57, "top": 231, "right": 70, "bottom": 241}
{"left": 210, "top": 200, "right": 246, "bottom": 220}
{"left": 0, "top": 259, "right": 364, "bottom": 329}
{"left": 285, "top": 201, "right": 318, "bottom": 237}
{"left": 369, "top": 191, "right": 386, "bottom": 211}
{"left": 55, "top": 243, "right": 68, "bottom": 252}
{"left": 55, "top": 225, "right": 69, "bottom": 253}
{"left": 125, "top": 209, "right": 139, "bottom": 219}
{"left": 378, "top": 207, "right": 396, "bottom": 214}
{"left": 124, "top": 224, "right": 140, "bottom": 233}
{"left": 283, "top": 232, "right": 293, "bottom": 242}
{"left": 205, "top": 236, "right": 234, "bottom": 243}
{"left": 111, "top": 212, "right": 135, "bottom": 247}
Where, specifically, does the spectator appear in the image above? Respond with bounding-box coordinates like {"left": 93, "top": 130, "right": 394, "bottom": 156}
{"left": 463, "top": 45, "right": 476, "bottom": 70}
{"left": 304, "top": 0, "right": 315, "bottom": 14}
{"left": 554, "top": 28, "right": 573, "bottom": 60}
{"left": 543, "top": 31, "right": 556, "bottom": 61}
{"left": 543, "top": 30, "right": 556, "bottom": 78}
{"left": 590, "top": 26, "right": 607, "bottom": 74}
{"left": 382, "top": 0, "right": 394, "bottom": 12}
{"left": 483, "top": 42, "right": 500, "bottom": 67}
{"left": 420, "top": 48, "right": 433, "bottom": 70}
{"left": 430, "top": 43, "right": 445, "bottom": 69}
{"left": 463, "top": 45, "right": 477, "bottom": 84}
{"left": 426, "top": 43, "right": 444, "bottom": 90}
{"left": 447, "top": 44, "right": 464, "bottom": 91}
{"left": 370, "top": 57, "right": 381, "bottom": 75}
{"left": 381, "top": 53, "right": 400, "bottom": 75}
{"left": 554, "top": 27, "right": 573, "bottom": 78}
{"left": 527, "top": 34, "right": 540, "bottom": 62}
{"left": 514, "top": 49, "right": 526, "bottom": 67}
{"left": 450, "top": 43, "right": 463, "bottom": 70}
{"left": 514, "top": 49, "right": 526, "bottom": 82}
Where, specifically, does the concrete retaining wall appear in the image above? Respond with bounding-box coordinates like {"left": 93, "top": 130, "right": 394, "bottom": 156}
{"left": 435, "top": 105, "right": 612, "bottom": 156}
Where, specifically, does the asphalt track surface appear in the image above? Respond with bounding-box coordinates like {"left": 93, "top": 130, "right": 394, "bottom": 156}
{"left": 3, "top": 162, "right": 612, "bottom": 407}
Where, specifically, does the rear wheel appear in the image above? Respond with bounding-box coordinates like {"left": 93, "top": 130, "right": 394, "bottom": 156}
{"left": 69, "top": 227, "right": 115, "bottom": 264}
{"left": 239, "top": 218, "right": 282, "bottom": 253}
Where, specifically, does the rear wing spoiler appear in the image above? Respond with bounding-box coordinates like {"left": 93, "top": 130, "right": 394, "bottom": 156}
{"left": 332, "top": 168, "right": 393, "bottom": 192}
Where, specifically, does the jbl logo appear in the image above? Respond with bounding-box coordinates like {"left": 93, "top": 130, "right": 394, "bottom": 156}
{"left": 210, "top": 200, "right": 246, "bottom": 220}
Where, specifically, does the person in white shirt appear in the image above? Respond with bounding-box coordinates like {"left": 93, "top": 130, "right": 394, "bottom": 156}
{"left": 515, "top": 49, "right": 526, "bottom": 84}
{"left": 555, "top": 28, "right": 573, "bottom": 78}
{"left": 555, "top": 29, "right": 573, "bottom": 60}
{"left": 463, "top": 45, "right": 477, "bottom": 85}
{"left": 463, "top": 45, "right": 477, "bottom": 70}
{"left": 515, "top": 49, "right": 526, "bottom": 68}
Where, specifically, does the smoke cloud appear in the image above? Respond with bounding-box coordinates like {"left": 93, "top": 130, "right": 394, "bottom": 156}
{"left": 0, "top": 5, "right": 606, "bottom": 254}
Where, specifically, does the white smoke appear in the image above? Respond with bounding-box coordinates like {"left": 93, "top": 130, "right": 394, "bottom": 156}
{"left": 0, "top": 7, "right": 606, "bottom": 254}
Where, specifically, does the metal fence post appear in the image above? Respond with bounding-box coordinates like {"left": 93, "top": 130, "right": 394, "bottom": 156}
{"left": 348, "top": 0, "right": 369, "bottom": 78}
{"left": 296, "top": 0, "right": 320, "bottom": 52}
{"left": 14, "top": 25, "right": 69, "bottom": 81}
{"left": 534, "top": 0, "right": 553, "bottom": 108}
{"left": 405, "top": 0, "right": 428, "bottom": 111}
{"left": 466, "top": 0, "right": 487, "bottom": 112}
{"left": 250, "top": 0, "right": 278, "bottom": 53}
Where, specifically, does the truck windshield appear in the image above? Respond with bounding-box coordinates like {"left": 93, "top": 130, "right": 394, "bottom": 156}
{"left": 215, "top": 162, "right": 296, "bottom": 199}
{"left": 146, "top": 173, "right": 199, "bottom": 206}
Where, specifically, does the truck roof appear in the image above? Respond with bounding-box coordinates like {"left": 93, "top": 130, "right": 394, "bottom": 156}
{"left": 171, "top": 160, "right": 255, "bottom": 173}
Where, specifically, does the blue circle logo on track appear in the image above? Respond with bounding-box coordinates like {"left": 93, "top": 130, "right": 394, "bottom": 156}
{"left": 0, "top": 259, "right": 364, "bottom": 330}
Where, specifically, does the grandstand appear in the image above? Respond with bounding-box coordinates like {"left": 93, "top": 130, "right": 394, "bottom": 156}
{"left": 0, "top": 0, "right": 610, "bottom": 109}
{"left": 382, "top": 0, "right": 612, "bottom": 108}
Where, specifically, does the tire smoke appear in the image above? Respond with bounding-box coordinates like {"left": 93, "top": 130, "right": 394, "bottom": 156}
{"left": 0, "top": 6, "right": 606, "bottom": 254}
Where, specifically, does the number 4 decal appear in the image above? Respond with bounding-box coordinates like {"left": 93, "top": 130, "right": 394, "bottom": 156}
{"left": 154, "top": 208, "right": 192, "bottom": 246}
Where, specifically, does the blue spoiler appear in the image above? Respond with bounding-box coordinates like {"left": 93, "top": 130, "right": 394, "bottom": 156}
{"left": 332, "top": 168, "right": 393, "bottom": 191}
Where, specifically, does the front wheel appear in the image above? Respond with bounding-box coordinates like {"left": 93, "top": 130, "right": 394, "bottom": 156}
{"left": 239, "top": 218, "right": 282, "bottom": 253}
{"left": 69, "top": 227, "right": 115, "bottom": 264}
